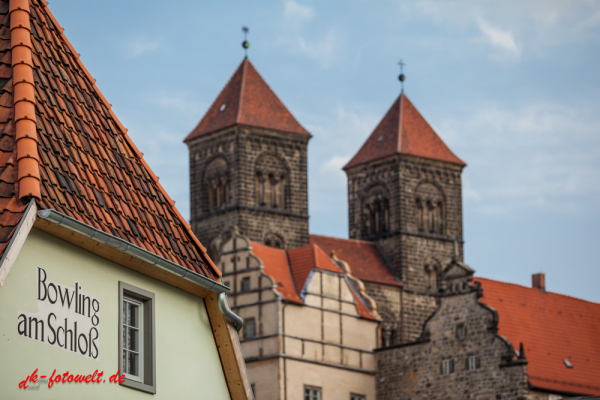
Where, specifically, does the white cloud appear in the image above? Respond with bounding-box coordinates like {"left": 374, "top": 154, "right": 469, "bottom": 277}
{"left": 440, "top": 102, "right": 600, "bottom": 216}
{"left": 126, "top": 35, "right": 160, "bottom": 58}
{"left": 406, "top": 0, "right": 600, "bottom": 59}
{"left": 476, "top": 18, "right": 520, "bottom": 58}
{"left": 319, "top": 155, "right": 350, "bottom": 173}
{"left": 295, "top": 29, "right": 341, "bottom": 68}
{"left": 277, "top": 0, "right": 343, "bottom": 68}
{"left": 284, "top": 0, "right": 314, "bottom": 21}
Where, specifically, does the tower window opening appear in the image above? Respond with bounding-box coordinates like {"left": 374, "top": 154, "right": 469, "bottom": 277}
{"left": 205, "top": 157, "right": 230, "bottom": 212}
{"left": 364, "top": 190, "right": 389, "bottom": 236}
{"left": 425, "top": 262, "right": 439, "bottom": 293}
{"left": 415, "top": 187, "right": 444, "bottom": 234}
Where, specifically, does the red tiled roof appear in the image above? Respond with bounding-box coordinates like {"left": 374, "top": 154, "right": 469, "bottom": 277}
{"left": 184, "top": 58, "right": 310, "bottom": 141}
{"left": 0, "top": 0, "right": 220, "bottom": 280}
{"left": 310, "top": 234, "right": 401, "bottom": 287}
{"left": 288, "top": 243, "right": 344, "bottom": 294}
{"left": 476, "top": 278, "right": 600, "bottom": 396}
{"left": 349, "top": 282, "right": 379, "bottom": 321}
{"left": 344, "top": 93, "right": 465, "bottom": 170}
{"left": 250, "top": 241, "right": 377, "bottom": 320}
{"left": 251, "top": 241, "right": 302, "bottom": 304}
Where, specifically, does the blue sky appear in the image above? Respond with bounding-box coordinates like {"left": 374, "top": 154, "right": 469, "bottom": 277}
{"left": 49, "top": 0, "right": 600, "bottom": 302}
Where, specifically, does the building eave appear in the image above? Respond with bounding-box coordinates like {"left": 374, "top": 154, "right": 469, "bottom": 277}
{"left": 34, "top": 208, "right": 229, "bottom": 298}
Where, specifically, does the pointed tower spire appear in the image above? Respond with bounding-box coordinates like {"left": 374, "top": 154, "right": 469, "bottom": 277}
{"left": 344, "top": 94, "right": 465, "bottom": 169}
{"left": 185, "top": 59, "right": 310, "bottom": 141}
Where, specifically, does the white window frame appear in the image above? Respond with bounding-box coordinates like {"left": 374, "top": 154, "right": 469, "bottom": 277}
{"left": 351, "top": 394, "right": 366, "bottom": 400}
{"left": 118, "top": 282, "right": 156, "bottom": 394}
{"left": 122, "top": 296, "right": 144, "bottom": 383}
{"left": 468, "top": 355, "right": 479, "bottom": 371}
{"left": 442, "top": 358, "right": 454, "bottom": 375}
{"left": 304, "top": 385, "right": 322, "bottom": 400}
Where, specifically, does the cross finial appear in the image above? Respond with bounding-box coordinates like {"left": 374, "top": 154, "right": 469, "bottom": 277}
{"left": 242, "top": 26, "right": 250, "bottom": 58}
{"left": 398, "top": 59, "right": 406, "bottom": 93}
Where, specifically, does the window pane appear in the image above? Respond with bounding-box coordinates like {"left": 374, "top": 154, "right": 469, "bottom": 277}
{"left": 127, "top": 351, "right": 139, "bottom": 376}
{"left": 127, "top": 327, "right": 139, "bottom": 351}
{"left": 126, "top": 302, "right": 139, "bottom": 327}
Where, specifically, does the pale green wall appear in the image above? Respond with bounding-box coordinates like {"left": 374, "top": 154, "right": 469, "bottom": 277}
{"left": 0, "top": 228, "right": 231, "bottom": 399}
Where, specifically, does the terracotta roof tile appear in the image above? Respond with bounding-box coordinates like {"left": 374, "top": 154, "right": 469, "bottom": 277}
{"left": 476, "top": 277, "right": 600, "bottom": 396}
{"left": 251, "top": 241, "right": 302, "bottom": 304}
{"left": 309, "top": 234, "right": 401, "bottom": 287}
{"left": 0, "top": 0, "right": 220, "bottom": 282}
{"left": 288, "top": 243, "right": 344, "bottom": 294}
{"left": 344, "top": 93, "right": 465, "bottom": 169}
{"left": 250, "top": 241, "right": 377, "bottom": 320}
{"left": 184, "top": 58, "right": 310, "bottom": 141}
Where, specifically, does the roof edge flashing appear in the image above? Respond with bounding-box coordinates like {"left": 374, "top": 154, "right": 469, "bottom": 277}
{"left": 36, "top": 209, "right": 228, "bottom": 295}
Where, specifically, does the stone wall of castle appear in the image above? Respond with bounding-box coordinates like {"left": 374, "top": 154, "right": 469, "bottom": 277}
{"left": 188, "top": 126, "right": 310, "bottom": 250}
{"left": 376, "top": 290, "right": 529, "bottom": 400}
{"left": 346, "top": 155, "right": 465, "bottom": 342}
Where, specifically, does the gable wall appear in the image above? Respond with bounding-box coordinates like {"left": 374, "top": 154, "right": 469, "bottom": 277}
{"left": 0, "top": 228, "right": 230, "bottom": 399}
{"left": 376, "top": 291, "right": 528, "bottom": 400}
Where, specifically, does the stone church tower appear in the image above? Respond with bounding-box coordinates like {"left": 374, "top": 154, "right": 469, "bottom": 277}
{"left": 185, "top": 58, "right": 311, "bottom": 254}
{"left": 344, "top": 92, "right": 466, "bottom": 342}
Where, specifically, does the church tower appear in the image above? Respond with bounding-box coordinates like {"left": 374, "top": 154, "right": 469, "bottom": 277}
{"left": 185, "top": 59, "right": 311, "bottom": 254}
{"left": 344, "top": 92, "right": 466, "bottom": 341}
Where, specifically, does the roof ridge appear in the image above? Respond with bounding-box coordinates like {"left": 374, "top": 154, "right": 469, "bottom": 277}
{"left": 33, "top": 0, "right": 221, "bottom": 277}
{"left": 11, "top": 0, "right": 40, "bottom": 200}
{"left": 476, "top": 277, "right": 600, "bottom": 305}
{"left": 309, "top": 233, "right": 378, "bottom": 246}
{"left": 397, "top": 93, "right": 404, "bottom": 154}
{"left": 236, "top": 58, "right": 246, "bottom": 125}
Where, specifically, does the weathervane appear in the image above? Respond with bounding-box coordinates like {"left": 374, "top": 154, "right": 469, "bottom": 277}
{"left": 398, "top": 59, "right": 406, "bottom": 93}
{"left": 242, "top": 26, "right": 250, "bottom": 58}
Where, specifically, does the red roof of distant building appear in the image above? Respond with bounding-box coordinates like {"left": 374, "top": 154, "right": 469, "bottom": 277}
{"left": 344, "top": 93, "right": 465, "bottom": 169}
{"left": 288, "top": 244, "right": 344, "bottom": 294}
{"left": 251, "top": 242, "right": 302, "bottom": 304}
{"left": 185, "top": 58, "right": 310, "bottom": 141}
{"left": 310, "top": 234, "right": 401, "bottom": 287}
{"left": 0, "top": 0, "right": 219, "bottom": 280}
{"left": 476, "top": 278, "right": 600, "bottom": 396}
{"left": 250, "top": 241, "right": 377, "bottom": 320}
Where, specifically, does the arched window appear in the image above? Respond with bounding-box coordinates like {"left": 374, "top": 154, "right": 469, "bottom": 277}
{"left": 424, "top": 261, "right": 440, "bottom": 293}
{"left": 415, "top": 183, "right": 444, "bottom": 234}
{"left": 205, "top": 157, "right": 230, "bottom": 211}
{"left": 255, "top": 155, "right": 287, "bottom": 209}
{"left": 264, "top": 232, "right": 284, "bottom": 249}
{"left": 416, "top": 199, "right": 424, "bottom": 231}
{"left": 363, "top": 186, "right": 390, "bottom": 236}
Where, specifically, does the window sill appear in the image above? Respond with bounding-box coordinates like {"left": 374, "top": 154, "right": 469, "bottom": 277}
{"left": 120, "top": 377, "right": 156, "bottom": 394}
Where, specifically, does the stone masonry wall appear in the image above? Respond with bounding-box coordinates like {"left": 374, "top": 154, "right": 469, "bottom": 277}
{"left": 376, "top": 291, "right": 529, "bottom": 400}
{"left": 346, "top": 155, "right": 465, "bottom": 342}
{"left": 400, "top": 291, "right": 438, "bottom": 343}
{"left": 364, "top": 282, "right": 402, "bottom": 344}
{"left": 188, "top": 125, "right": 310, "bottom": 250}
